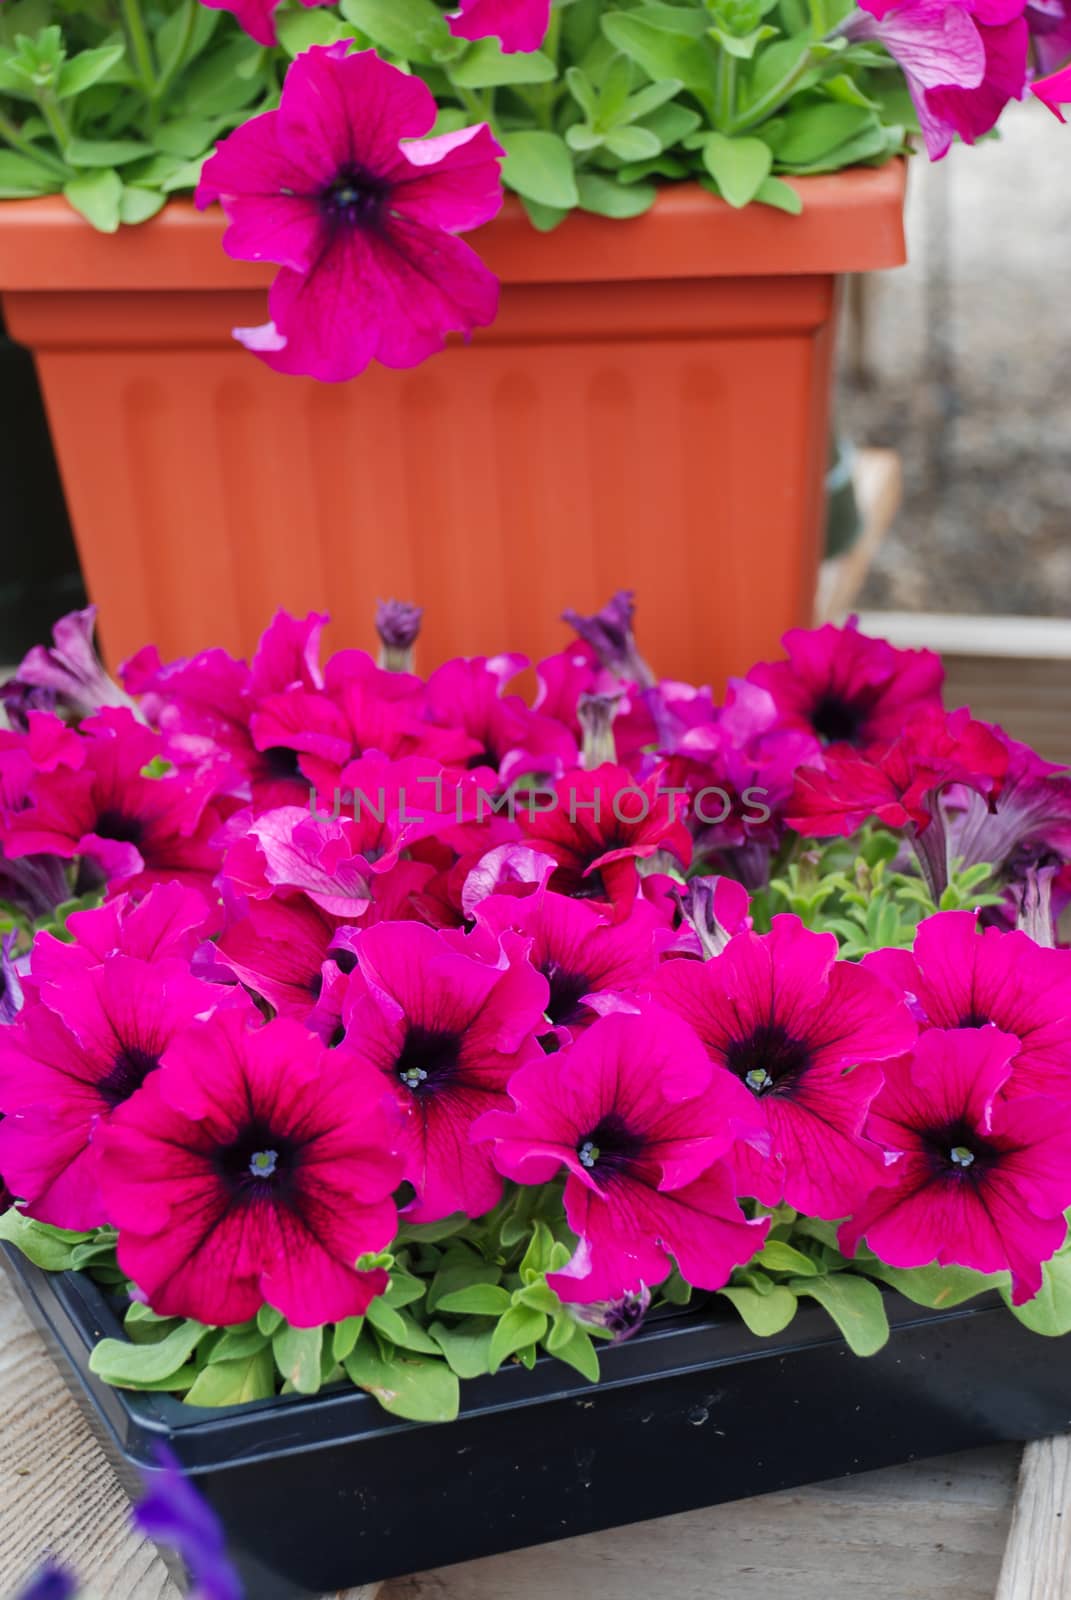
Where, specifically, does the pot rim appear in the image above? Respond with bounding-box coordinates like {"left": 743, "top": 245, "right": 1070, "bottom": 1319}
{"left": 0, "top": 163, "right": 907, "bottom": 294}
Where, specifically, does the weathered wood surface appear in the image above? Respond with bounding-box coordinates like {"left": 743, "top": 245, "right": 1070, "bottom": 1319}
{"left": 0, "top": 1267, "right": 1041, "bottom": 1600}
{"left": 995, "top": 1437, "right": 1071, "bottom": 1600}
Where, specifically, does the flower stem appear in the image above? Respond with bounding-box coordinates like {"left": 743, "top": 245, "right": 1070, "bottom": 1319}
{"left": 713, "top": 48, "right": 737, "bottom": 130}
{"left": 729, "top": 47, "right": 814, "bottom": 131}
{"left": 0, "top": 108, "right": 69, "bottom": 177}
{"left": 37, "top": 93, "right": 72, "bottom": 159}
{"left": 120, "top": 0, "right": 158, "bottom": 98}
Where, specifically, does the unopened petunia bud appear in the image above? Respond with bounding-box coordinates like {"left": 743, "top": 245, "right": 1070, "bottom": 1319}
{"left": 375, "top": 599, "right": 423, "bottom": 673}
{"left": 577, "top": 690, "right": 623, "bottom": 770}
{"left": 562, "top": 591, "right": 655, "bottom": 688}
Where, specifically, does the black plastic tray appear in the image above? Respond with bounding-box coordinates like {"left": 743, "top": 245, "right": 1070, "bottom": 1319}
{"left": 5, "top": 1243, "right": 1070, "bottom": 1598}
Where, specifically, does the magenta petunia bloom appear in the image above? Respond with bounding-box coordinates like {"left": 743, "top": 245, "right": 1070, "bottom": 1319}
{"left": 0, "top": 956, "right": 221, "bottom": 1228}
{"left": 197, "top": 0, "right": 322, "bottom": 48}
{"left": 424, "top": 655, "right": 577, "bottom": 785}
{"left": 844, "top": 0, "right": 1029, "bottom": 159}
{"left": 839, "top": 1028, "right": 1071, "bottom": 1304}
{"left": 1027, "top": 0, "right": 1071, "bottom": 72}
{"left": 471, "top": 884, "right": 671, "bottom": 1042}
{"left": 864, "top": 911, "right": 1071, "bottom": 1100}
{"left": 787, "top": 706, "right": 1008, "bottom": 900}
{"left": 206, "top": 893, "right": 361, "bottom": 1017}
{"left": 746, "top": 617, "right": 944, "bottom": 749}
{"left": 651, "top": 915, "right": 917, "bottom": 1216}
{"left": 195, "top": 46, "right": 504, "bottom": 382}
{"left": 474, "top": 1007, "right": 768, "bottom": 1303}
{"left": 30, "top": 882, "right": 216, "bottom": 985}
{"left": 1033, "top": 57, "right": 1071, "bottom": 115}
{"left": 4, "top": 709, "right": 226, "bottom": 896}
{"left": 448, "top": 0, "right": 553, "bottom": 52}
{"left": 338, "top": 920, "right": 548, "bottom": 1220}
{"left": 98, "top": 1010, "right": 401, "bottom": 1326}
{"left": 517, "top": 765, "right": 693, "bottom": 919}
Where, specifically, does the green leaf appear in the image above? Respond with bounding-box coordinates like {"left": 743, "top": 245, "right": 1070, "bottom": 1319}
{"left": 153, "top": 117, "right": 220, "bottom": 158}
{"left": 500, "top": 130, "right": 579, "bottom": 209}
{"left": 90, "top": 1320, "right": 207, "bottom": 1385}
{"left": 64, "top": 168, "right": 122, "bottom": 233}
{"left": 272, "top": 1323, "right": 323, "bottom": 1394}
{"left": 792, "top": 1273, "right": 889, "bottom": 1356}
{"left": 256, "top": 1304, "right": 284, "bottom": 1336}
{"left": 547, "top": 1324, "right": 600, "bottom": 1382}
{"left": 67, "top": 139, "right": 155, "bottom": 168}
{"left": 753, "top": 1239, "right": 819, "bottom": 1276}
{"left": 337, "top": 0, "right": 450, "bottom": 62}
{"left": 719, "top": 1284, "right": 798, "bottom": 1336}
{"left": 755, "top": 175, "right": 802, "bottom": 213}
{"left": 772, "top": 102, "right": 873, "bottom": 165}
{"left": 519, "top": 197, "right": 568, "bottom": 231}
{"left": 275, "top": 7, "right": 355, "bottom": 55}
{"left": 603, "top": 125, "right": 663, "bottom": 160}
{"left": 364, "top": 1297, "right": 410, "bottom": 1344}
{"left": 601, "top": 12, "right": 716, "bottom": 111}
{"left": 0, "top": 149, "right": 60, "bottom": 198}
{"left": 184, "top": 1348, "right": 276, "bottom": 1407}
{"left": 576, "top": 170, "right": 659, "bottom": 217}
{"left": 332, "top": 1316, "right": 364, "bottom": 1364}
{"left": 118, "top": 187, "right": 166, "bottom": 224}
{"left": 383, "top": 1271, "right": 426, "bottom": 1310}
{"left": 396, "top": 1213, "right": 469, "bottom": 1246}
{"left": 344, "top": 1337, "right": 459, "bottom": 1422}
{"left": 436, "top": 1283, "right": 513, "bottom": 1316}
{"left": 209, "top": 1324, "right": 270, "bottom": 1362}
{"left": 0, "top": 1210, "right": 90, "bottom": 1270}
{"left": 865, "top": 1261, "right": 1003, "bottom": 1309}
{"left": 702, "top": 131, "right": 772, "bottom": 207}
{"left": 449, "top": 39, "right": 557, "bottom": 86}
{"left": 55, "top": 41, "right": 125, "bottom": 98}
{"left": 489, "top": 1304, "right": 547, "bottom": 1370}
{"left": 180, "top": 38, "right": 267, "bottom": 116}
{"left": 429, "top": 1318, "right": 496, "bottom": 1379}
{"left": 426, "top": 1256, "right": 501, "bottom": 1312}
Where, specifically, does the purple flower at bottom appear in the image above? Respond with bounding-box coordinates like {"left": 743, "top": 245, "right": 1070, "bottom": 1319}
{"left": 14, "top": 1561, "right": 76, "bottom": 1600}
{"left": 11, "top": 606, "right": 135, "bottom": 721}
{"left": 195, "top": 46, "right": 504, "bottom": 382}
{"left": 572, "top": 1286, "right": 652, "bottom": 1342}
{"left": 135, "top": 1446, "right": 244, "bottom": 1600}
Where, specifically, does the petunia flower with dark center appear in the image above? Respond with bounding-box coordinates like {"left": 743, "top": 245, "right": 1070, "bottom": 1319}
{"left": 0, "top": 953, "right": 222, "bottom": 1229}
{"left": 195, "top": 47, "right": 504, "bottom": 383}
{"left": 474, "top": 1006, "right": 768, "bottom": 1305}
{"left": 653, "top": 913, "right": 916, "bottom": 1218}
{"left": 841, "top": 1027, "right": 1071, "bottom": 1305}
{"left": 339, "top": 920, "right": 548, "bottom": 1221}
{"left": 98, "top": 1010, "right": 403, "bottom": 1328}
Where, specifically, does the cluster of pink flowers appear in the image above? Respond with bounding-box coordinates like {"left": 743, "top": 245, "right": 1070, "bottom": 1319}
{"left": 2, "top": 599, "right": 1071, "bottom": 1333}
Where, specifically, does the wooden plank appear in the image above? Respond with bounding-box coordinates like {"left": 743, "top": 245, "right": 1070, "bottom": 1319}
{"left": 381, "top": 1445, "right": 1020, "bottom": 1600}
{"left": 0, "top": 1272, "right": 380, "bottom": 1600}
{"left": 994, "top": 1437, "right": 1071, "bottom": 1600}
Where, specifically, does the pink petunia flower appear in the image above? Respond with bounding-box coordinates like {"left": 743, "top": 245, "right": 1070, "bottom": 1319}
{"left": 424, "top": 655, "right": 577, "bottom": 785}
{"left": 746, "top": 617, "right": 944, "bottom": 750}
{"left": 29, "top": 881, "right": 217, "bottom": 985}
{"left": 1033, "top": 57, "right": 1071, "bottom": 115}
{"left": 448, "top": 0, "right": 552, "bottom": 53}
{"left": 471, "top": 884, "right": 672, "bottom": 1042}
{"left": 197, "top": 0, "right": 324, "bottom": 48}
{"left": 864, "top": 911, "right": 1071, "bottom": 1100}
{"left": 337, "top": 921, "right": 548, "bottom": 1220}
{"left": 195, "top": 46, "right": 504, "bottom": 382}
{"left": 474, "top": 1007, "right": 768, "bottom": 1303}
{"left": 839, "top": 1028, "right": 1071, "bottom": 1304}
{"left": 787, "top": 705, "right": 1008, "bottom": 900}
{"left": 517, "top": 765, "right": 693, "bottom": 920}
{"left": 651, "top": 915, "right": 917, "bottom": 1216}
{"left": 204, "top": 893, "right": 361, "bottom": 1017}
{"left": 97, "top": 1010, "right": 402, "bottom": 1326}
{"left": 4, "top": 709, "right": 227, "bottom": 897}
{"left": 843, "top": 0, "right": 1029, "bottom": 160}
{"left": 0, "top": 956, "right": 222, "bottom": 1228}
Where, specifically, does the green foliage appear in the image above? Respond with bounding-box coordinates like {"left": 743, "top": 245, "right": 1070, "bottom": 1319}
{"left": 0, "top": 0, "right": 909, "bottom": 231}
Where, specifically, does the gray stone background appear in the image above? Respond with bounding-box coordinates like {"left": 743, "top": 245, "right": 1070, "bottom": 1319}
{"left": 841, "top": 102, "right": 1071, "bottom": 617}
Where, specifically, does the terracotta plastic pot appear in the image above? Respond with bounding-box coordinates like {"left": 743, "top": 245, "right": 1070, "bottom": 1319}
{"left": 0, "top": 166, "right": 906, "bottom": 686}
